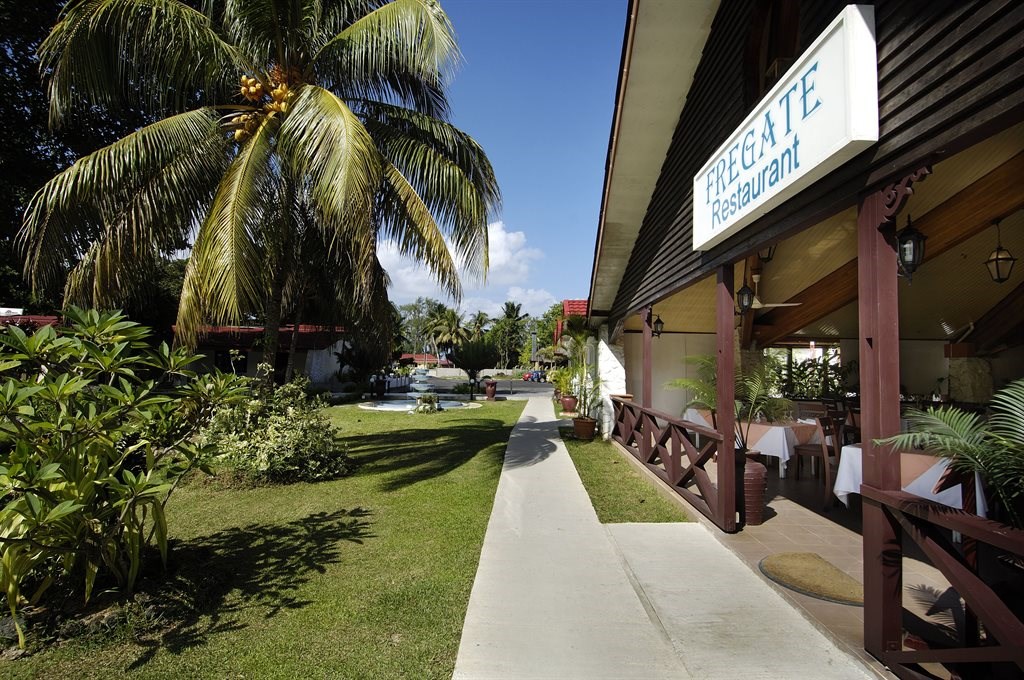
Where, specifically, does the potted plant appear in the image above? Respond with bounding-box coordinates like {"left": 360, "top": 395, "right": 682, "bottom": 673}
{"left": 553, "top": 368, "right": 577, "bottom": 412}
{"left": 572, "top": 371, "right": 603, "bottom": 441}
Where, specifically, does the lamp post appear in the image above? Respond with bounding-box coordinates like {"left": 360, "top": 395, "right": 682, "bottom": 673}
{"left": 985, "top": 219, "right": 1016, "bottom": 283}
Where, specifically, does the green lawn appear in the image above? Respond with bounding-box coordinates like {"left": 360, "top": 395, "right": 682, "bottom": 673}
{"left": 561, "top": 429, "right": 689, "bottom": 523}
{"left": 7, "top": 401, "right": 525, "bottom": 679}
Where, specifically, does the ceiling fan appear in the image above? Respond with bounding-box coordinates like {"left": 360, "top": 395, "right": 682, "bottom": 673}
{"left": 750, "top": 274, "right": 801, "bottom": 309}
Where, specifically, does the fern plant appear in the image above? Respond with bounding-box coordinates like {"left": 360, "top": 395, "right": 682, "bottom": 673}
{"left": 879, "top": 378, "right": 1024, "bottom": 529}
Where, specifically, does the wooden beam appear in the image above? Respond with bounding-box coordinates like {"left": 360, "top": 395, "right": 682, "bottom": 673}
{"left": 859, "top": 167, "right": 928, "bottom": 663}
{"left": 641, "top": 306, "right": 652, "bottom": 408}
{"left": 715, "top": 265, "right": 736, "bottom": 533}
{"left": 974, "top": 279, "right": 1024, "bottom": 353}
{"left": 754, "top": 152, "right": 1024, "bottom": 346}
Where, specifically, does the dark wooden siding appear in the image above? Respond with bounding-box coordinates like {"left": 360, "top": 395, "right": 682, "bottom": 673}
{"left": 608, "top": 0, "right": 1024, "bottom": 330}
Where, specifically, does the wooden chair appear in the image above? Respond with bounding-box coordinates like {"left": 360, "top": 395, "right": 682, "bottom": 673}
{"left": 791, "top": 416, "right": 841, "bottom": 510}
{"left": 827, "top": 409, "right": 847, "bottom": 447}
{"left": 846, "top": 407, "right": 861, "bottom": 444}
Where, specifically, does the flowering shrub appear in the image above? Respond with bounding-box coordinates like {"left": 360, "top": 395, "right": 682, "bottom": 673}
{"left": 203, "top": 373, "right": 353, "bottom": 483}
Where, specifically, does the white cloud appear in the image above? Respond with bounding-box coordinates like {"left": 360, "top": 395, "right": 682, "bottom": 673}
{"left": 380, "top": 220, "right": 554, "bottom": 317}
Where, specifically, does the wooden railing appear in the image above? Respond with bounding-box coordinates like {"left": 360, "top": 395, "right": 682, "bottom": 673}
{"left": 611, "top": 396, "right": 735, "bottom": 532}
{"left": 861, "top": 486, "right": 1024, "bottom": 676}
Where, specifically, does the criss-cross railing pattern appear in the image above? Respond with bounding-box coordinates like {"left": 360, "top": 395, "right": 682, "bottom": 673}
{"left": 611, "top": 396, "right": 729, "bottom": 531}
{"left": 860, "top": 487, "right": 1024, "bottom": 676}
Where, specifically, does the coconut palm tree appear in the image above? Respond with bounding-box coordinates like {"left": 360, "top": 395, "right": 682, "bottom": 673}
{"left": 429, "top": 307, "right": 467, "bottom": 359}
{"left": 20, "top": 0, "right": 500, "bottom": 363}
{"left": 467, "top": 310, "right": 490, "bottom": 340}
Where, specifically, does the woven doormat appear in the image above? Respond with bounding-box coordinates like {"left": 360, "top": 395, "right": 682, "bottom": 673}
{"left": 759, "top": 552, "right": 864, "bottom": 606}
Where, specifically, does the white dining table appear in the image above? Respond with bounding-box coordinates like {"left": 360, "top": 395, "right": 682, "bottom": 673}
{"left": 834, "top": 444, "right": 988, "bottom": 516}
{"left": 683, "top": 408, "right": 820, "bottom": 478}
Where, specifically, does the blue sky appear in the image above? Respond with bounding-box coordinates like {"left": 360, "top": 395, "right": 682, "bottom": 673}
{"left": 379, "top": 0, "right": 627, "bottom": 317}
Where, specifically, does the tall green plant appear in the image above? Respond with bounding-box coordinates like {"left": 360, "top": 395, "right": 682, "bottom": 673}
{"left": 880, "top": 378, "right": 1024, "bottom": 529}
{"left": 668, "top": 354, "right": 791, "bottom": 451}
{"left": 452, "top": 337, "right": 498, "bottom": 400}
{"left": 0, "top": 308, "right": 248, "bottom": 647}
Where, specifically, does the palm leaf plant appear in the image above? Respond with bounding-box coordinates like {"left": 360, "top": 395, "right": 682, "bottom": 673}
{"left": 20, "top": 0, "right": 499, "bottom": 363}
{"left": 879, "top": 378, "right": 1024, "bottom": 529}
{"left": 668, "top": 354, "right": 791, "bottom": 452}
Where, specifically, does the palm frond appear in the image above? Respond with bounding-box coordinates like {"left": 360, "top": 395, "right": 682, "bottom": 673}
{"left": 277, "top": 84, "right": 382, "bottom": 264}
{"left": 42, "top": 0, "right": 242, "bottom": 126}
{"left": 20, "top": 108, "right": 228, "bottom": 298}
{"left": 313, "top": 0, "right": 457, "bottom": 118}
{"left": 176, "top": 114, "right": 277, "bottom": 346}
{"left": 359, "top": 102, "right": 498, "bottom": 280}
{"left": 378, "top": 161, "right": 461, "bottom": 299}
{"left": 989, "top": 377, "right": 1024, "bottom": 445}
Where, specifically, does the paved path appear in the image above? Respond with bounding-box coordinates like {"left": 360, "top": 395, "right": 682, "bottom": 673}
{"left": 453, "top": 396, "right": 877, "bottom": 680}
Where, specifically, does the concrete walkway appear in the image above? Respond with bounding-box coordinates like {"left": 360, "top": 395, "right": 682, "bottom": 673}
{"left": 453, "top": 397, "right": 877, "bottom": 680}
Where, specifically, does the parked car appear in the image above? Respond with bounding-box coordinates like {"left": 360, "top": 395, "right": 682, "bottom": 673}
{"left": 522, "top": 371, "right": 534, "bottom": 381}
{"left": 522, "top": 370, "right": 547, "bottom": 382}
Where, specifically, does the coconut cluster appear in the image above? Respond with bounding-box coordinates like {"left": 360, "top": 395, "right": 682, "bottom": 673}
{"left": 230, "top": 70, "right": 299, "bottom": 142}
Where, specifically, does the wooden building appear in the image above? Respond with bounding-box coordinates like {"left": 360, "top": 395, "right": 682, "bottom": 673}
{"left": 587, "top": 1, "right": 1023, "bottom": 676}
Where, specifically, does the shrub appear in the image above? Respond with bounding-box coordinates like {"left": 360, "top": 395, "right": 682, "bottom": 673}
{"left": 203, "top": 373, "right": 353, "bottom": 483}
{"left": 0, "top": 308, "right": 248, "bottom": 647}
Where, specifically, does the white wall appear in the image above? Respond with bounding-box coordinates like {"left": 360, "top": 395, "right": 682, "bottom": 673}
{"left": 597, "top": 326, "right": 626, "bottom": 439}
{"left": 306, "top": 339, "right": 345, "bottom": 383}
{"left": 623, "top": 332, "right": 716, "bottom": 416}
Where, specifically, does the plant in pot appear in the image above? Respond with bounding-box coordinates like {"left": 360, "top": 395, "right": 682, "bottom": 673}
{"left": 553, "top": 369, "right": 577, "bottom": 412}
{"left": 571, "top": 370, "right": 603, "bottom": 441}
{"left": 668, "top": 354, "right": 791, "bottom": 525}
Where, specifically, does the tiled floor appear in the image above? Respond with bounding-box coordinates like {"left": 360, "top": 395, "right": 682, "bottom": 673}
{"left": 706, "top": 463, "right": 957, "bottom": 678}
{"left": 619, "top": 447, "right": 962, "bottom": 679}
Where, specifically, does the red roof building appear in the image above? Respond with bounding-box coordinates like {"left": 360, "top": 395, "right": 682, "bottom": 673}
{"left": 554, "top": 299, "right": 589, "bottom": 344}
{"left": 398, "top": 353, "right": 453, "bottom": 368}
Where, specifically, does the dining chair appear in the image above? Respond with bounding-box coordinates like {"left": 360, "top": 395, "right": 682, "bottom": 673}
{"left": 827, "top": 409, "right": 847, "bottom": 447}
{"left": 791, "top": 416, "right": 841, "bottom": 510}
{"left": 847, "top": 407, "right": 861, "bottom": 444}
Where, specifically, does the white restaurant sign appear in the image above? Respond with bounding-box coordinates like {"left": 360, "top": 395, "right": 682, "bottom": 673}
{"left": 692, "top": 5, "right": 878, "bottom": 251}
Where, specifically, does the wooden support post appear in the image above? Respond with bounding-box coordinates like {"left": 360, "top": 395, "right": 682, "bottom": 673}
{"left": 716, "top": 265, "right": 737, "bottom": 532}
{"left": 642, "top": 306, "right": 653, "bottom": 408}
{"left": 858, "top": 165, "right": 930, "bottom": 660}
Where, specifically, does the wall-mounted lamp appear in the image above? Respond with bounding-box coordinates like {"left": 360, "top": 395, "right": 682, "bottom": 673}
{"left": 736, "top": 280, "right": 755, "bottom": 314}
{"left": 652, "top": 314, "right": 665, "bottom": 337}
{"left": 985, "top": 219, "right": 1016, "bottom": 283}
{"left": 896, "top": 214, "right": 926, "bottom": 282}
{"left": 758, "top": 244, "right": 777, "bottom": 263}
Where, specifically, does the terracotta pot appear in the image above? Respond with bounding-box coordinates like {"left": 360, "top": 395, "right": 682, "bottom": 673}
{"left": 739, "top": 450, "right": 768, "bottom": 526}
{"left": 484, "top": 380, "right": 497, "bottom": 400}
{"left": 560, "top": 395, "right": 578, "bottom": 413}
{"left": 573, "top": 416, "right": 597, "bottom": 441}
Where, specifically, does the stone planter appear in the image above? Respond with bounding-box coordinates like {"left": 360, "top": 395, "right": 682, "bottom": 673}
{"left": 484, "top": 380, "right": 497, "bottom": 401}
{"left": 740, "top": 450, "right": 768, "bottom": 526}
{"left": 560, "top": 395, "right": 579, "bottom": 413}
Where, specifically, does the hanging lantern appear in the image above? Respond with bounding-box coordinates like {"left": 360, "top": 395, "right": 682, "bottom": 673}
{"left": 984, "top": 220, "right": 1016, "bottom": 283}
{"left": 652, "top": 315, "right": 665, "bottom": 337}
{"left": 758, "top": 244, "right": 777, "bottom": 263}
{"left": 897, "top": 214, "right": 926, "bottom": 282}
{"left": 736, "top": 282, "right": 755, "bottom": 314}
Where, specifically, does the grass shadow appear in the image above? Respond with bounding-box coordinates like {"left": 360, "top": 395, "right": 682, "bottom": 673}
{"left": 345, "top": 417, "right": 524, "bottom": 491}
{"left": 126, "top": 508, "right": 373, "bottom": 669}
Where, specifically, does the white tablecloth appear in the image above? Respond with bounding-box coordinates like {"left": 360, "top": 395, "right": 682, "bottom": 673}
{"left": 834, "top": 444, "right": 987, "bottom": 516}
{"left": 684, "top": 409, "right": 819, "bottom": 478}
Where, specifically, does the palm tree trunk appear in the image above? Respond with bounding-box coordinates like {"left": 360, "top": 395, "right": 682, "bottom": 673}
{"left": 285, "top": 292, "right": 306, "bottom": 383}
{"left": 261, "top": 266, "right": 286, "bottom": 382}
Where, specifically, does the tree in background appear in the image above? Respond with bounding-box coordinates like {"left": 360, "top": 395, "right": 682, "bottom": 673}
{"left": 429, "top": 307, "right": 468, "bottom": 360}
{"left": 398, "top": 297, "right": 445, "bottom": 354}
{"left": 467, "top": 310, "right": 491, "bottom": 340}
{"left": 452, "top": 337, "right": 498, "bottom": 400}
{"left": 0, "top": 0, "right": 146, "bottom": 312}
{"left": 489, "top": 301, "right": 528, "bottom": 369}
{"left": 21, "top": 0, "right": 500, "bottom": 369}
